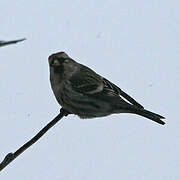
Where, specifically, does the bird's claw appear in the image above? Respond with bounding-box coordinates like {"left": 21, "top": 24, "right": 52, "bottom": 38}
{"left": 60, "top": 108, "right": 71, "bottom": 116}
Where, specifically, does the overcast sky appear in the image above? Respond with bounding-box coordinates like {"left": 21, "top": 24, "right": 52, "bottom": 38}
{"left": 0, "top": 0, "right": 179, "bottom": 179}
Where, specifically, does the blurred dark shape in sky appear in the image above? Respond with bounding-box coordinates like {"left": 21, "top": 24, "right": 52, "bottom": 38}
{"left": 0, "top": 38, "right": 26, "bottom": 47}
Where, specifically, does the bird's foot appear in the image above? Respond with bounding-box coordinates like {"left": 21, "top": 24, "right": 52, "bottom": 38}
{"left": 60, "top": 108, "right": 71, "bottom": 116}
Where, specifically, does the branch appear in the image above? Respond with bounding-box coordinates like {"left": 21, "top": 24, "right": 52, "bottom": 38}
{"left": 0, "top": 38, "right": 26, "bottom": 47}
{"left": 0, "top": 108, "right": 69, "bottom": 172}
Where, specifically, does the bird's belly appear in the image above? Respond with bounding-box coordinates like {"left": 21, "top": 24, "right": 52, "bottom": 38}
{"left": 51, "top": 82, "right": 112, "bottom": 118}
{"left": 63, "top": 94, "right": 112, "bottom": 118}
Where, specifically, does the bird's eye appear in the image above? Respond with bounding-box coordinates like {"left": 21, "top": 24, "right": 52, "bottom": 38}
{"left": 64, "top": 59, "right": 68, "bottom": 63}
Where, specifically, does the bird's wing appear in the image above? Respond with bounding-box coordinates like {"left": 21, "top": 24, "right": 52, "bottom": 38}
{"left": 69, "top": 65, "right": 144, "bottom": 109}
{"left": 69, "top": 65, "right": 104, "bottom": 94}
{"left": 102, "top": 78, "right": 144, "bottom": 109}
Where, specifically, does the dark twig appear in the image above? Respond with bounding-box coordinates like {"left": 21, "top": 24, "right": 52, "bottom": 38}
{"left": 0, "top": 38, "right": 26, "bottom": 47}
{"left": 0, "top": 108, "right": 69, "bottom": 172}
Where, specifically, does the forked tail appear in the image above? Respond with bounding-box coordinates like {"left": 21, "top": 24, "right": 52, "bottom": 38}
{"left": 113, "top": 99, "right": 165, "bottom": 125}
{"left": 132, "top": 108, "right": 165, "bottom": 125}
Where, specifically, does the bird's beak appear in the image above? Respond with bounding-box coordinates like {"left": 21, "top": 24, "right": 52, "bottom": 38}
{"left": 50, "top": 59, "right": 61, "bottom": 67}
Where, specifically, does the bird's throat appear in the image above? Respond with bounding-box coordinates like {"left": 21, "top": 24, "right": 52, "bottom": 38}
{"left": 53, "top": 66, "right": 64, "bottom": 74}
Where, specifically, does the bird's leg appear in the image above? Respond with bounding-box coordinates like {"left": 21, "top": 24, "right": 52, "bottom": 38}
{"left": 60, "top": 108, "right": 71, "bottom": 116}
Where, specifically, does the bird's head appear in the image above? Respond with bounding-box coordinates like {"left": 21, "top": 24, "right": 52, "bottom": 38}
{"left": 48, "top": 52, "right": 78, "bottom": 79}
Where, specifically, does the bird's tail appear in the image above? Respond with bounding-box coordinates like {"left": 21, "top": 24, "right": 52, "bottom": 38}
{"left": 131, "top": 108, "right": 165, "bottom": 125}
{"left": 113, "top": 99, "right": 165, "bottom": 125}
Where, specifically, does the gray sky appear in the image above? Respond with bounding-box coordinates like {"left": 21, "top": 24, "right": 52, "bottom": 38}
{"left": 0, "top": 0, "right": 179, "bottom": 179}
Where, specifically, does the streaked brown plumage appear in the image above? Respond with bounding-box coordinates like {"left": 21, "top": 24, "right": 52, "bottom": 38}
{"left": 48, "top": 52, "right": 165, "bottom": 125}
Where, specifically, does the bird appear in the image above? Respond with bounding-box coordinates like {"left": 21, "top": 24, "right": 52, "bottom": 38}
{"left": 0, "top": 38, "right": 26, "bottom": 47}
{"left": 48, "top": 52, "right": 165, "bottom": 125}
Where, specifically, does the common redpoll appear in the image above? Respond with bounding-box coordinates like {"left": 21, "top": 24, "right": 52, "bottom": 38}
{"left": 48, "top": 52, "right": 165, "bottom": 125}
